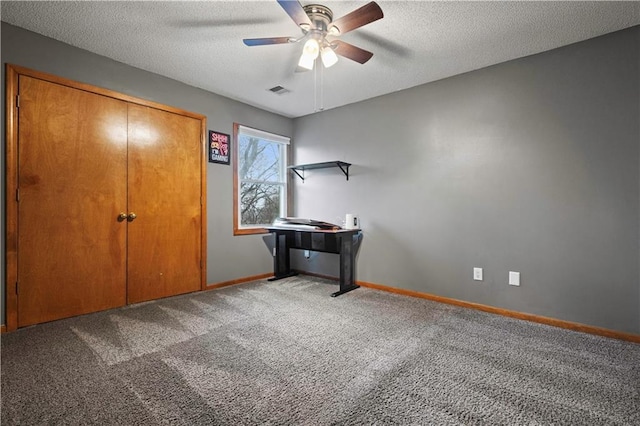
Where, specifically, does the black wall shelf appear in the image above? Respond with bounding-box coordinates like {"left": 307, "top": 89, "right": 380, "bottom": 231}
{"left": 288, "top": 161, "right": 351, "bottom": 182}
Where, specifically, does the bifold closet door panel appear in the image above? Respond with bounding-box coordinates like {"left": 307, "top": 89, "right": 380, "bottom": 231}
{"left": 17, "top": 76, "right": 128, "bottom": 327}
{"left": 126, "top": 104, "right": 202, "bottom": 304}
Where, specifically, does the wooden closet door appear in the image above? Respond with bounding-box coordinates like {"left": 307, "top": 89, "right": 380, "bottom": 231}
{"left": 17, "top": 76, "right": 128, "bottom": 327}
{"left": 126, "top": 104, "right": 202, "bottom": 303}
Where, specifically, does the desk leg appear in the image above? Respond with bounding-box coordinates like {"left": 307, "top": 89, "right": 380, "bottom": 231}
{"left": 331, "top": 234, "right": 359, "bottom": 297}
{"left": 268, "top": 232, "right": 298, "bottom": 281}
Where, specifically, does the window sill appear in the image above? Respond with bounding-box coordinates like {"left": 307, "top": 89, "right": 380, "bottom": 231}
{"left": 234, "top": 227, "right": 269, "bottom": 236}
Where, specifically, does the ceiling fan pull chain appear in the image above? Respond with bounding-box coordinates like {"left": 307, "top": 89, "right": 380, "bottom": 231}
{"left": 319, "top": 61, "right": 324, "bottom": 111}
{"left": 313, "top": 58, "right": 318, "bottom": 112}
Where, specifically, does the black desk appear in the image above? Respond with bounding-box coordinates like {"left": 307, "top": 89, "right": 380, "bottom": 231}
{"left": 265, "top": 227, "right": 362, "bottom": 297}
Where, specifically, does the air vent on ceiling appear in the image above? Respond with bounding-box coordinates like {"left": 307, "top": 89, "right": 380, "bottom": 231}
{"left": 268, "top": 85, "right": 290, "bottom": 95}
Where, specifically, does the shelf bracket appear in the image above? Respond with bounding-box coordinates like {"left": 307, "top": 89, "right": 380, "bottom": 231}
{"left": 291, "top": 168, "right": 305, "bottom": 182}
{"left": 336, "top": 163, "right": 350, "bottom": 181}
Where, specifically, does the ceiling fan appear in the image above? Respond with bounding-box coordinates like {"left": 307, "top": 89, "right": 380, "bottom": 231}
{"left": 243, "top": 0, "right": 383, "bottom": 71}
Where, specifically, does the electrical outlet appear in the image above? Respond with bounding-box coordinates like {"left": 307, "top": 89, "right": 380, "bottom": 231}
{"left": 509, "top": 271, "right": 520, "bottom": 286}
{"left": 473, "top": 267, "right": 483, "bottom": 281}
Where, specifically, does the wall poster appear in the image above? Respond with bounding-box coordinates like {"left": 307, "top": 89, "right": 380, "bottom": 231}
{"left": 209, "top": 130, "right": 230, "bottom": 165}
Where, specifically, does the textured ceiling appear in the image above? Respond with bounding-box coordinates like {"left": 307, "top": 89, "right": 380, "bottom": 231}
{"left": 2, "top": 1, "right": 639, "bottom": 118}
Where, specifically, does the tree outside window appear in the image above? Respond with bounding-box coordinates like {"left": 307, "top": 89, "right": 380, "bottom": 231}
{"left": 233, "top": 124, "right": 289, "bottom": 235}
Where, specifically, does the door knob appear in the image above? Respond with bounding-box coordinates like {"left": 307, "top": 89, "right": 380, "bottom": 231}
{"left": 127, "top": 212, "right": 137, "bottom": 222}
{"left": 117, "top": 212, "right": 128, "bottom": 222}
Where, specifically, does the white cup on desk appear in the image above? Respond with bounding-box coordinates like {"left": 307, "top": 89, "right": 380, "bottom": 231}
{"left": 345, "top": 214, "right": 359, "bottom": 229}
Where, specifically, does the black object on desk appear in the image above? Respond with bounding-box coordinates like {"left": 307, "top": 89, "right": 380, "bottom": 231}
{"left": 266, "top": 226, "right": 361, "bottom": 297}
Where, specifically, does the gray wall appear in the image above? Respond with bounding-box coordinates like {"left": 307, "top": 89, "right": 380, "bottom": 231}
{"left": 1, "top": 23, "right": 293, "bottom": 322}
{"left": 292, "top": 26, "right": 640, "bottom": 334}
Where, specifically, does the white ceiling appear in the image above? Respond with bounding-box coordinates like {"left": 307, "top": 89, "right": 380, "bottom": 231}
{"left": 2, "top": 1, "right": 639, "bottom": 118}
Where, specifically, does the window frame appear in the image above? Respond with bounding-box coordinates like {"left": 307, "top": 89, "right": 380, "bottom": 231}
{"left": 233, "top": 123, "right": 290, "bottom": 235}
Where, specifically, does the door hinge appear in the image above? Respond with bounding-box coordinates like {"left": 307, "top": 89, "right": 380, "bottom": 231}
{"left": 15, "top": 188, "right": 20, "bottom": 202}
{"left": 16, "top": 95, "right": 20, "bottom": 108}
{"left": 15, "top": 281, "right": 19, "bottom": 295}
{"left": 200, "top": 197, "right": 203, "bottom": 206}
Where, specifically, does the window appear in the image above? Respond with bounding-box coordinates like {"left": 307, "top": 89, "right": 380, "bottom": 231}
{"left": 233, "top": 124, "right": 289, "bottom": 235}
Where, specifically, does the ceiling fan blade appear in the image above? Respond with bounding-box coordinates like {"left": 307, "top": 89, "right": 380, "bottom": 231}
{"left": 332, "top": 40, "right": 374, "bottom": 64}
{"left": 243, "top": 37, "right": 292, "bottom": 46}
{"left": 329, "top": 1, "right": 383, "bottom": 35}
{"left": 277, "top": 0, "right": 312, "bottom": 28}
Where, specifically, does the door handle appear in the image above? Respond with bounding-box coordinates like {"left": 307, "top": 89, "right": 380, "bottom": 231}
{"left": 117, "top": 212, "right": 128, "bottom": 222}
{"left": 127, "top": 212, "right": 137, "bottom": 222}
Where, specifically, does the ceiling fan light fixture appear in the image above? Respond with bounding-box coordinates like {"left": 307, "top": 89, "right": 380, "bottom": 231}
{"left": 299, "top": 38, "right": 320, "bottom": 69}
{"left": 298, "top": 54, "right": 315, "bottom": 70}
{"left": 321, "top": 46, "right": 338, "bottom": 68}
{"left": 301, "top": 38, "right": 320, "bottom": 59}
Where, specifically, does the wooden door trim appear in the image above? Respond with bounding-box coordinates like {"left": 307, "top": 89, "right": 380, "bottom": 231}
{"left": 199, "top": 117, "right": 207, "bottom": 292}
{"left": 4, "top": 64, "right": 208, "bottom": 331}
{"left": 5, "top": 65, "right": 19, "bottom": 331}
{"left": 6, "top": 65, "right": 206, "bottom": 119}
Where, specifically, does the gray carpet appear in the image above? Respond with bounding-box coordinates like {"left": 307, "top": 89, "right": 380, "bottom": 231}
{"left": 1, "top": 276, "right": 639, "bottom": 425}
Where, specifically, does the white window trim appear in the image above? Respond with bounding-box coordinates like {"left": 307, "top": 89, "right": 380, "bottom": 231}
{"left": 234, "top": 124, "right": 290, "bottom": 235}
{"left": 238, "top": 125, "right": 290, "bottom": 145}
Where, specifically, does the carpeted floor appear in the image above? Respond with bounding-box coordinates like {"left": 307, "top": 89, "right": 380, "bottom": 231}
{"left": 1, "top": 276, "right": 639, "bottom": 425}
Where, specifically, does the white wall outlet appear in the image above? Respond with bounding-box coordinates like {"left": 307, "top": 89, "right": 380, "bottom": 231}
{"left": 509, "top": 271, "right": 521, "bottom": 286}
{"left": 473, "top": 267, "right": 483, "bottom": 281}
